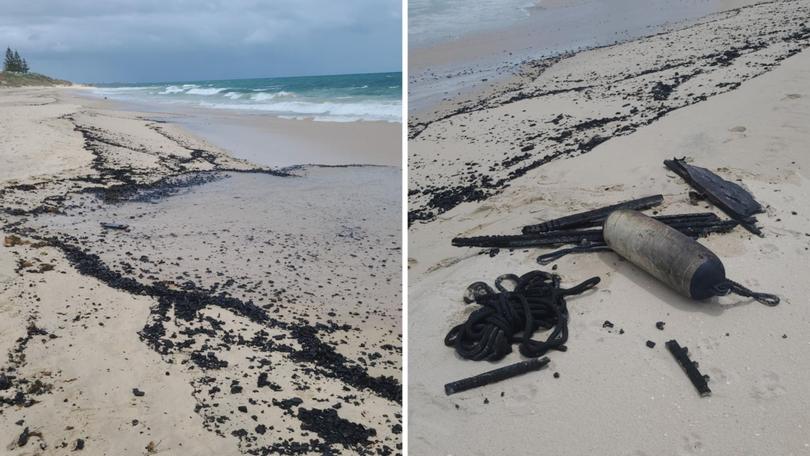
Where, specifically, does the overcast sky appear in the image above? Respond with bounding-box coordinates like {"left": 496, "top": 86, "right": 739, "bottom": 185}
{"left": 0, "top": 0, "right": 401, "bottom": 83}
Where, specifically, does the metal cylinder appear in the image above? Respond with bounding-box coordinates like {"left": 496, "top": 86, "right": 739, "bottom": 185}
{"left": 603, "top": 210, "right": 725, "bottom": 300}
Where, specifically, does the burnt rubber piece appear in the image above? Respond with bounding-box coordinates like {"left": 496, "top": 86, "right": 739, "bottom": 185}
{"left": 522, "top": 195, "right": 663, "bottom": 234}
{"left": 444, "top": 357, "right": 550, "bottom": 395}
{"left": 664, "top": 158, "right": 763, "bottom": 235}
{"left": 665, "top": 340, "right": 711, "bottom": 397}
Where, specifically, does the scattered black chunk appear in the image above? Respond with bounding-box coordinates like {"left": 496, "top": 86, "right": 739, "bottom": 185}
{"left": 646, "top": 340, "right": 656, "bottom": 348}
{"left": 132, "top": 388, "right": 145, "bottom": 397}
{"left": 553, "top": 372, "right": 560, "bottom": 379}
{"left": 665, "top": 339, "right": 711, "bottom": 397}
{"left": 74, "top": 438, "right": 85, "bottom": 450}
{"left": 444, "top": 357, "right": 550, "bottom": 395}
{"left": 17, "top": 427, "right": 30, "bottom": 447}
{"left": 298, "top": 408, "right": 377, "bottom": 448}
{"left": 0, "top": 373, "right": 11, "bottom": 390}
{"left": 656, "top": 321, "right": 666, "bottom": 330}
{"left": 602, "top": 320, "right": 614, "bottom": 328}
{"left": 100, "top": 222, "right": 129, "bottom": 230}
{"left": 255, "top": 424, "right": 267, "bottom": 435}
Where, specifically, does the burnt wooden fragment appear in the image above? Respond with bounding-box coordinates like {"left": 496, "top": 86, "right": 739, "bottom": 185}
{"left": 666, "top": 339, "right": 711, "bottom": 397}
{"left": 454, "top": 219, "right": 738, "bottom": 249}
{"left": 444, "top": 357, "right": 550, "bottom": 395}
{"left": 522, "top": 195, "right": 663, "bottom": 234}
{"left": 664, "top": 158, "right": 763, "bottom": 235}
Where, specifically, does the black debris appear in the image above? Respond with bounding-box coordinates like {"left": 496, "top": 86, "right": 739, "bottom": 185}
{"left": 445, "top": 271, "right": 599, "bottom": 361}
{"left": 297, "top": 408, "right": 377, "bottom": 449}
{"left": 100, "top": 222, "right": 129, "bottom": 230}
{"left": 522, "top": 195, "right": 663, "bottom": 234}
{"left": 656, "top": 321, "right": 666, "bottom": 330}
{"left": 132, "top": 388, "right": 145, "bottom": 397}
{"left": 444, "top": 357, "right": 550, "bottom": 396}
{"left": 665, "top": 340, "right": 711, "bottom": 397}
{"left": 602, "top": 320, "right": 614, "bottom": 328}
{"left": 646, "top": 340, "right": 656, "bottom": 348}
{"left": 664, "top": 158, "right": 764, "bottom": 235}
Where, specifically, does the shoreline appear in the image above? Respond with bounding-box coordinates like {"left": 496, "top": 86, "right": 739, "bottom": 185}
{"left": 74, "top": 89, "right": 403, "bottom": 169}
{"left": 0, "top": 87, "right": 402, "bottom": 454}
{"left": 408, "top": 0, "right": 769, "bottom": 116}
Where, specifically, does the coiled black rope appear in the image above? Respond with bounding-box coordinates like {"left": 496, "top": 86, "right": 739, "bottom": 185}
{"left": 713, "top": 279, "right": 780, "bottom": 306}
{"left": 445, "top": 271, "right": 600, "bottom": 361}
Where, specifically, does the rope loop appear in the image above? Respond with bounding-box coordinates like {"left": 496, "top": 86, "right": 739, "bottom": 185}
{"left": 713, "top": 279, "right": 780, "bottom": 306}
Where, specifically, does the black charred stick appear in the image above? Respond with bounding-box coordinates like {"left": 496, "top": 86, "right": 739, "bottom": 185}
{"left": 455, "top": 219, "right": 737, "bottom": 249}
{"left": 522, "top": 195, "right": 663, "bottom": 234}
{"left": 444, "top": 357, "right": 550, "bottom": 395}
{"left": 653, "top": 212, "right": 719, "bottom": 224}
{"left": 537, "top": 212, "right": 720, "bottom": 231}
{"left": 452, "top": 230, "right": 604, "bottom": 248}
{"left": 665, "top": 340, "right": 711, "bottom": 397}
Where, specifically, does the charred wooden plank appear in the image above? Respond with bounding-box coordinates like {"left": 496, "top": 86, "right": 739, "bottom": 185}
{"left": 522, "top": 195, "right": 663, "bottom": 234}
{"left": 444, "top": 357, "right": 550, "bottom": 395}
{"left": 664, "top": 158, "right": 763, "bottom": 235}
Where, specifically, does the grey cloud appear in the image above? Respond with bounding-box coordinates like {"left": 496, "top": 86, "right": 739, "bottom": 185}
{"left": 0, "top": 0, "right": 401, "bottom": 82}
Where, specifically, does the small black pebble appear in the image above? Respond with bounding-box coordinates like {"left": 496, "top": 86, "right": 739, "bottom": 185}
{"left": 238, "top": 406, "right": 248, "bottom": 413}
{"left": 132, "top": 388, "right": 145, "bottom": 397}
{"left": 483, "top": 398, "right": 489, "bottom": 404}
{"left": 500, "top": 391, "right": 504, "bottom": 397}
{"left": 656, "top": 321, "right": 665, "bottom": 330}
{"left": 646, "top": 340, "right": 656, "bottom": 348}
{"left": 602, "top": 320, "right": 614, "bottom": 328}
{"left": 553, "top": 372, "right": 560, "bottom": 378}
{"left": 782, "top": 334, "right": 788, "bottom": 339}
{"left": 74, "top": 438, "right": 85, "bottom": 450}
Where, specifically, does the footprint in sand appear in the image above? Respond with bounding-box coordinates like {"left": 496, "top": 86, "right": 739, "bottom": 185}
{"left": 751, "top": 370, "right": 786, "bottom": 400}
{"left": 759, "top": 243, "right": 780, "bottom": 257}
{"left": 681, "top": 432, "right": 705, "bottom": 455}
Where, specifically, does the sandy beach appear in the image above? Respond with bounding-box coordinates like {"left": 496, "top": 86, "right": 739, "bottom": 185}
{"left": 0, "top": 88, "right": 402, "bottom": 455}
{"left": 409, "top": 1, "right": 810, "bottom": 454}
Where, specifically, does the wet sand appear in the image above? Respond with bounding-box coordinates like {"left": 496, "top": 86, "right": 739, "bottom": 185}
{"left": 86, "top": 95, "right": 402, "bottom": 168}
{"left": 409, "top": 1, "right": 810, "bottom": 454}
{"left": 409, "top": 0, "right": 767, "bottom": 115}
{"left": 0, "top": 88, "right": 402, "bottom": 455}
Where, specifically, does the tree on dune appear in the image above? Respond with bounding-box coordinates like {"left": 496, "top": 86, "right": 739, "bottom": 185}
{"left": 4, "top": 47, "right": 30, "bottom": 73}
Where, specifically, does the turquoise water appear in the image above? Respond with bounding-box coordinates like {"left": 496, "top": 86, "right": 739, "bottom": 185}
{"left": 92, "top": 72, "right": 402, "bottom": 123}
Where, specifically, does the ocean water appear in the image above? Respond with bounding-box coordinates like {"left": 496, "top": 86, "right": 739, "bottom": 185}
{"left": 410, "top": 0, "right": 760, "bottom": 49}
{"left": 409, "top": 0, "right": 535, "bottom": 46}
{"left": 91, "top": 72, "right": 402, "bottom": 123}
